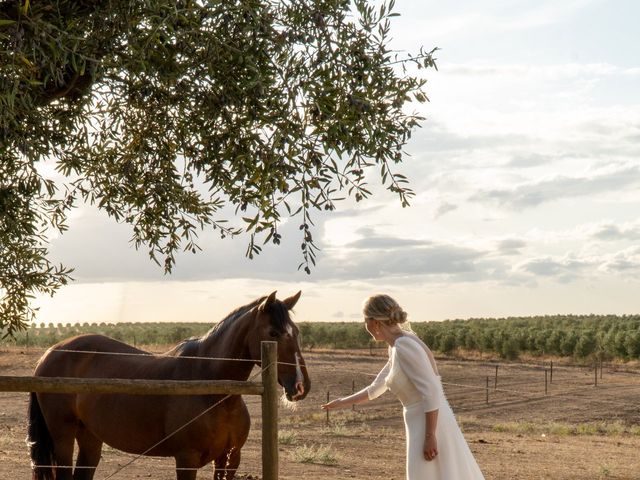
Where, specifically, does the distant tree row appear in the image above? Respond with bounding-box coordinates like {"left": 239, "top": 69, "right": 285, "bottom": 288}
{"left": 300, "top": 314, "right": 640, "bottom": 361}
{"left": 2, "top": 322, "right": 212, "bottom": 350}
{"left": 2, "top": 315, "right": 639, "bottom": 361}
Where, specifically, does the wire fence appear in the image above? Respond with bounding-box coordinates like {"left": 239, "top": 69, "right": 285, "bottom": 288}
{"left": 314, "top": 354, "right": 640, "bottom": 421}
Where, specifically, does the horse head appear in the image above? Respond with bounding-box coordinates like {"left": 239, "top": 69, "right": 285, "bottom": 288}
{"left": 248, "top": 291, "right": 310, "bottom": 401}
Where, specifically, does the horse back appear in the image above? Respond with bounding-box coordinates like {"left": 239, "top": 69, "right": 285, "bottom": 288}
{"left": 35, "top": 334, "right": 158, "bottom": 379}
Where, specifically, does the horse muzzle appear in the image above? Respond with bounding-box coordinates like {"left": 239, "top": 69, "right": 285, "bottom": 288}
{"left": 282, "top": 376, "right": 311, "bottom": 401}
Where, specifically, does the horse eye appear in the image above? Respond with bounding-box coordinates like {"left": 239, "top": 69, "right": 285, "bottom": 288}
{"left": 269, "top": 330, "right": 279, "bottom": 338}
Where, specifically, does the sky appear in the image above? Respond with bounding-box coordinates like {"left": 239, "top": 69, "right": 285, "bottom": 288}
{"left": 35, "top": 0, "right": 640, "bottom": 325}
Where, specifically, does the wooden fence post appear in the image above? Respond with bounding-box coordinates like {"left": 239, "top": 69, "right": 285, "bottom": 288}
{"left": 600, "top": 357, "right": 603, "bottom": 380}
{"left": 261, "top": 341, "right": 278, "bottom": 480}
{"left": 485, "top": 376, "right": 489, "bottom": 404}
{"left": 594, "top": 362, "right": 598, "bottom": 387}
{"left": 544, "top": 369, "right": 548, "bottom": 395}
{"left": 326, "top": 390, "right": 330, "bottom": 425}
{"left": 494, "top": 365, "right": 498, "bottom": 390}
{"left": 550, "top": 361, "right": 553, "bottom": 384}
{"left": 352, "top": 379, "right": 356, "bottom": 411}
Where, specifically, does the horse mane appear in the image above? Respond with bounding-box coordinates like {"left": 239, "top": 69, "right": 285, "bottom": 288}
{"left": 165, "top": 295, "right": 290, "bottom": 357}
{"left": 262, "top": 299, "right": 291, "bottom": 332}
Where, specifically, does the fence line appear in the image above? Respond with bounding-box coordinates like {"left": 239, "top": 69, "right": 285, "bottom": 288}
{"left": 10, "top": 346, "right": 304, "bottom": 369}
{"left": 0, "top": 376, "right": 263, "bottom": 396}
{"left": 318, "top": 362, "right": 640, "bottom": 414}
{"left": 7, "top": 343, "right": 640, "bottom": 376}
{"left": 5, "top": 344, "right": 640, "bottom": 425}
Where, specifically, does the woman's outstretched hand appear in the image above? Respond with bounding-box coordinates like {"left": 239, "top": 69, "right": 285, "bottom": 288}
{"left": 322, "top": 389, "right": 368, "bottom": 411}
{"left": 321, "top": 398, "right": 345, "bottom": 410}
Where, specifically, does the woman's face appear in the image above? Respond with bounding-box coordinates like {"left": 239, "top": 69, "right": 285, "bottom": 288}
{"left": 365, "top": 317, "right": 382, "bottom": 340}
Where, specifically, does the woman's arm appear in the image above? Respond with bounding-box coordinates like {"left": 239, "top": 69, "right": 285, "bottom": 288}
{"left": 322, "top": 359, "right": 391, "bottom": 410}
{"left": 424, "top": 410, "right": 439, "bottom": 461}
{"left": 321, "top": 388, "right": 370, "bottom": 410}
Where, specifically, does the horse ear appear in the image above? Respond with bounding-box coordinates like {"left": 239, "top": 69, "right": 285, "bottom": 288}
{"left": 259, "top": 291, "right": 277, "bottom": 312}
{"left": 282, "top": 291, "right": 302, "bottom": 310}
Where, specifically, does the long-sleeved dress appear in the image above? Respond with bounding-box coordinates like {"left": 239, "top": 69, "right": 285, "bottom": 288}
{"left": 365, "top": 335, "right": 485, "bottom": 479}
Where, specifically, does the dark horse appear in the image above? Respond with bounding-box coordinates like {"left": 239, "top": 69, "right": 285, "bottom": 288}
{"left": 28, "top": 291, "right": 310, "bottom": 480}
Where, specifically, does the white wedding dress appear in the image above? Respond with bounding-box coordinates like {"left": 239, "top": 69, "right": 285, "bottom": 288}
{"left": 364, "top": 335, "right": 485, "bottom": 480}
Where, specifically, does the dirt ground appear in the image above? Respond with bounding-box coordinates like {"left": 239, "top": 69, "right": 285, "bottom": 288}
{"left": 2, "top": 346, "right": 640, "bottom": 479}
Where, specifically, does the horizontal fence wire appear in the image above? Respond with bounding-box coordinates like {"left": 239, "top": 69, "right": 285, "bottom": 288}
{"left": 27, "top": 463, "right": 250, "bottom": 476}
{"left": 14, "top": 347, "right": 304, "bottom": 368}
{"left": 9, "top": 344, "right": 640, "bottom": 374}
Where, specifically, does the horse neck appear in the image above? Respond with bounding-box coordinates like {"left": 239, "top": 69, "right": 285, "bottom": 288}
{"left": 196, "top": 310, "right": 256, "bottom": 381}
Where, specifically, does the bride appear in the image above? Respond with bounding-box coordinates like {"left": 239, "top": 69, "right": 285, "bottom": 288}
{"left": 321, "top": 294, "right": 485, "bottom": 479}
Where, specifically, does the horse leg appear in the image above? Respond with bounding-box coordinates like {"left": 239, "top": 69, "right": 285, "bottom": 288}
{"left": 49, "top": 426, "right": 77, "bottom": 480}
{"left": 214, "top": 448, "right": 240, "bottom": 480}
{"left": 175, "top": 453, "right": 199, "bottom": 480}
{"left": 73, "top": 426, "right": 103, "bottom": 480}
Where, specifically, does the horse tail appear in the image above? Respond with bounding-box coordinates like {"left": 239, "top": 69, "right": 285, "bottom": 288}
{"left": 28, "top": 393, "right": 55, "bottom": 480}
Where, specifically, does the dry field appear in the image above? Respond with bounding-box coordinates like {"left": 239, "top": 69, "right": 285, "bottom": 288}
{"left": 2, "top": 346, "right": 640, "bottom": 479}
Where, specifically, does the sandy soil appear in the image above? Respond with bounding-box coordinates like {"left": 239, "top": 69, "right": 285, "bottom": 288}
{"left": 2, "top": 347, "right": 640, "bottom": 479}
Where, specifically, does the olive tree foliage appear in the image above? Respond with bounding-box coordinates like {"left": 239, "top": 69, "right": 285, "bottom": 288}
{"left": 0, "top": 0, "right": 436, "bottom": 334}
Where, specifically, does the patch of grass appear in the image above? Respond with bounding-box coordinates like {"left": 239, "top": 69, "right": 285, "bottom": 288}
{"left": 322, "top": 418, "right": 372, "bottom": 437}
{"left": 492, "top": 421, "right": 537, "bottom": 434}
{"left": 576, "top": 423, "right": 598, "bottom": 435}
{"left": 323, "top": 418, "right": 349, "bottom": 436}
{"left": 456, "top": 414, "right": 479, "bottom": 433}
{"left": 598, "top": 464, "right": 611, "bottom": 478}
{"left": 576, "top": 421, "right": 626, "bottom": 436}
{"left": 600, "top": 421, "right": 626, "bottom": 435}
{"left": 281, "top": 409, "right": 388, "bottom": 428}
{"left": 547, "top": 422, "right": 573, "bottom": 436}
{"left": 291, "top": 444, "right": 339, "bottom": 465}
{"left": 278, "top": 430, "right": 298, "bottom": 445}
{"left": 630, "top": 425, "right": 640, "bottom": 436}
{"left": 281, "top": 411, "right": 326, "bottom": 426}
{"left": 491, "top": 420, "right": 635, "bottom": 437}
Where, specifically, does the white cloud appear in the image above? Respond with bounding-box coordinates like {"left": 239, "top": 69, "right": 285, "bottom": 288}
{"left": 434, "top": 201, "right": 458, "bottom": 218}
{"left": 470, "top": 165, "right": 640, "bottom": 209}
{"left": 589, "top": 220, "right": 640, "bottom": 242}
{"left": 496, "top": 238, "right": 527, "bottom": 256}
{"left": 516, "top": 255, "right": 596, "bottom": 279}
{"left": 394, "top": 0, "right": 604, "bottom": 41}
{"left": 599, "top": 246, "right": 640, "bottom": 273}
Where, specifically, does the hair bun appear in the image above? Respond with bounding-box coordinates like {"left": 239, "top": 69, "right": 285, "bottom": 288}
{"left": 362, "top": 294, "right": 408, "bottom": 326}
{"left": 389, "top": 306, "right": 407, "bottom": 324}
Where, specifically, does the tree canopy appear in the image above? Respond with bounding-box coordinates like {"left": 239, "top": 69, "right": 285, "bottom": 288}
{"left": 0, "top": 0, "right": 436, "bottom": 334}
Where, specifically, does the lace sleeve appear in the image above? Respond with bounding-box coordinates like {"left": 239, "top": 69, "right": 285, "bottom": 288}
{"left": 395, "top": 337, "right": 440, "bottom": 412}
{"left": 365, "top": 359, "right": 391, "bottom": 400}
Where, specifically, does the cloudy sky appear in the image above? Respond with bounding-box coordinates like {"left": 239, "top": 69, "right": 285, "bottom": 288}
{"left": 36, "top": 0, "right": 640, "bottom": 325}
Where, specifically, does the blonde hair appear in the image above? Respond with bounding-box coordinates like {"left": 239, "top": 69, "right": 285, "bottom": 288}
{"left": 362, "top": 294, "right": 408, "bottom": 326}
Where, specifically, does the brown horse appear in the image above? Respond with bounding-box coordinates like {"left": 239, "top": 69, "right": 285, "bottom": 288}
{"left": 28, "top": 291, "right": 310, "bottom": 480}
